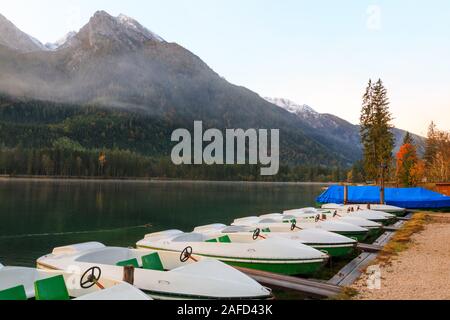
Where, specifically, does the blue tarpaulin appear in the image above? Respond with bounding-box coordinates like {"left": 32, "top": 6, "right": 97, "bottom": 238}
{"left": 316, "top": 185, "right": 450, "bottom": 209}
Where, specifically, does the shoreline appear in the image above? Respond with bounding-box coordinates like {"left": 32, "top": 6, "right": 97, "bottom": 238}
{"left": 0, "top": 175, "right": 335, "bottom": 185}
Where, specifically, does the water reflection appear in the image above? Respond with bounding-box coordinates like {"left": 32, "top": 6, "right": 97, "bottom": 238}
{"left": 0, "top": 179, "right": 328, "bottom": 266}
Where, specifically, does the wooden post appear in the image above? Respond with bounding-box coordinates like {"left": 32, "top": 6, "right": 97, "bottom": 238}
{"left": 344, "top": 184, "right": 349, "bottom": 205}
{"left": 380, "top": 167, "right": 385, "bottom": 205}
{"left": 379, "top": 162, "right": 386, "bottom": 205}
{"left": 123, "top": 266, "right": 135, "bottom": 285}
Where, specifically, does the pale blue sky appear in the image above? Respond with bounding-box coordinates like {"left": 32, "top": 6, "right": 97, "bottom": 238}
{"left": 1, "top": 0, "right": 449, "bottom": 135}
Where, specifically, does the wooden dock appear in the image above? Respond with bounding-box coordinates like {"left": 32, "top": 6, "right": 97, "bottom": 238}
{"left": 233, "top": 213, "right": 413, "bottom": 298}
{"left": 328, "top": 213, "right": 412, "bottom": 287}
{"left": 235, "top": 267, "right": 342, "bottom": 299}
{"left": 356, "top": 243, "right": 383, "bottom": 253}
{"left": 383, "top": 226, "right": 401, "bottom": 232}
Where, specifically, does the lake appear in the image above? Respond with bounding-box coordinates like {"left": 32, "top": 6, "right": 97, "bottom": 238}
{"left": 0, "top": 179, "right": 328, "bottom": 267}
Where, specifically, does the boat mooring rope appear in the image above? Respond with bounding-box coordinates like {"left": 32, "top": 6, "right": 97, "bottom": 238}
{"left": 0, "top": 224, "right": 153, "bottom": 240}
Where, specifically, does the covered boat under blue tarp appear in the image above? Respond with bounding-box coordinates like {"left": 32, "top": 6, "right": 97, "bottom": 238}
{"left": 316, "top": 185, "right": 450, "bottom": 209}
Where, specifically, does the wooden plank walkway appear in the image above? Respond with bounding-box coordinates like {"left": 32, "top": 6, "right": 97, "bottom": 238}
{"left": 383, "top": 226, "right": 401, "bottom": 232}
{"left": 357, "top": 243, "right": 384, "bottom": 253}
{"left": 328, "top": 252, "right": 377, "bottom": 286}
{"left": 328, "top": 213, "right": 413, "bottom": 287}
{"left": 233, "top": 213, "right": 414, "bottom": 298}
{"left": 235, "top": 267, "right": 342, "bottom": 299}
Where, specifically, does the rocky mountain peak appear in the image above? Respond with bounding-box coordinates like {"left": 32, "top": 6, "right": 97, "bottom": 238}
{"left": 265, "top": 97, "right": 318, "bottom": 116}
{"left": 0, "top": 13, "right": 46, "bottom": 52}
{"left": 45, "top": 31, "right": 77, "bottom": 50}
{"left": 69, "top": 10, "right": 163, "bottom": 51}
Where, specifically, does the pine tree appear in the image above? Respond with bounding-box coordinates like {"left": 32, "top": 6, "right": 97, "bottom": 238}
{"left": 360, "top": 80, "right": 376, "bottom": 179}
{"left": 424, "top": 121, "right": 438, "bottom": 169}
{"left": 360, "top": 79, "right": 394, "bottom": 182}
{"left": 402, "top": 131, "right": 413, "bottom": 145}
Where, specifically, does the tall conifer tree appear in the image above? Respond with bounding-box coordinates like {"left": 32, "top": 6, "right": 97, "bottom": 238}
{"left": 360, "top": 79, "right": 394, "bottom": 182}
{"left": 402, "top": 131, "right": 413, "bottom": 145}
{"left": 424, "top": 121, "right": 438, "bottom": 169}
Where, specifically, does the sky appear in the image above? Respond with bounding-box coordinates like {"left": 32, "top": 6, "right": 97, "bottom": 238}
{"left": 1, "top": 0, "right": 449, "bottom": 136}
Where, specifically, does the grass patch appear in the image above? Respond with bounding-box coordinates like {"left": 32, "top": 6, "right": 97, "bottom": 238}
{"left": 376, "top": 213, "right": 429, "bottom": 265}
{"left": 329, "top": 287, "right": 359, "bottom": 300}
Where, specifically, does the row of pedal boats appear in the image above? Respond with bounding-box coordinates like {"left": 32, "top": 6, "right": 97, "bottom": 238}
{"left": 1, "top": 204, "right": 405, "bottom": 300}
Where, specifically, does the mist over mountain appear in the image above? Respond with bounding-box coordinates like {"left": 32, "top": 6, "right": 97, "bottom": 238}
{"left": 0, "top": 11, "right": 423, "bottom": 169}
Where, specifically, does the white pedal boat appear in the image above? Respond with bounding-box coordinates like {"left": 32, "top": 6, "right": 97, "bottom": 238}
{"left": 233, "top": 216, "right": 369, "bottom": 242}
{"left": 0, "top": 263, "right": 150, "bottom": 300}
{"left": 322, "top": 203, "right": 406, "bottom": 215}
{"left": 37, "top": 242, "right": 271, "bottom": 300}
{"left": 193, "top": 224, "right": 357, "bottom": 258}
{"left": 287, "top": 207, "right": 393, "bottom": 221}
{"left": 283, "top": 209, "right": 384, "bottom": 229}
{"left": 136, "top": 230, "right": 328, "bottom": 275}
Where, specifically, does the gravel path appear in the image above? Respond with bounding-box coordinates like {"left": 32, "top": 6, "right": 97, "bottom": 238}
{"left": 353, "top": 214, "right": 450, "bottom": 300}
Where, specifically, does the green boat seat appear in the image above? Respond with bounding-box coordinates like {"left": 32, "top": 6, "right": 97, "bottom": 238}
{"left": 0, "top": 285, "right": 27, "bottom": 301}
{"left": 116, "top": 258, "right": 139, "bottom": 268}
{"left": 218, "top": 235, "right": 231, "bottom": 243}
{"left": 142, "top": 253, "right": 164, "bottom": 271}
{"left": 34, "top": 275, "right": 70, "bottom": 301}
{"left": 205, "top": 238, "right": 218, "bottom": 243}
{"left": 262, "top": 228, "right": 271, "bottom": 233}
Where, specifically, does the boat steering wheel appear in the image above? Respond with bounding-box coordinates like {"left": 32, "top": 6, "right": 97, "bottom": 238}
{"left": 290, "top": 221, "right": 297, "bottom": 231}
{"left": 180, "top": 246, "right": 196, "bottom": 263}
{"left": 253, "top": 228, "right": 261, "bottom": 240}
{"left": 80, "top": 266, "right": 102, "bottom": 289}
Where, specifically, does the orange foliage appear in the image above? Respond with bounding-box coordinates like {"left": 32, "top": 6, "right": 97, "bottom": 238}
{"left": 396, "top": 143, "right": 416, "bottom": 162}
{"left": 99, "top": 152, "right": 107, "bottom": 166}
{"left": 410, "top": 160, "right": 425, "bottom": 186}
{"left": 396, "top": 143, "right": 423, "bottom": 186}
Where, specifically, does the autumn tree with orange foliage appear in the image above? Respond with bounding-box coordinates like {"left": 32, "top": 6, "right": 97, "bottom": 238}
{"left": 98, "top": 152, "right": 107, "bottom": 176}
{"left": 396, "top": 142, "right": 424, "bottom": 186}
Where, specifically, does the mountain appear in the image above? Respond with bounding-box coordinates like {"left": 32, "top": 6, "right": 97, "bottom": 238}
{"left": 45, "top": 31, "right": 77, "bottom": 50}
{"left": 0, "top": 11, "right": 421, "bottom": 171}
{"left": 266, "top": 97, "right": 425, "bottom": 155}
{"left": 65, "top": 11, "right": 164, "bottom": 51}
{"left": 0, "top": 13, "right": 46, "bottom": 52}
{"left": 0, "top": 11, "right": 172, "bottom": 106}
{"left": 0, "top": 11, "right": 356, "bottom": 167}
{"left": 265, "top": 98, "right": 318, "bottom": 120}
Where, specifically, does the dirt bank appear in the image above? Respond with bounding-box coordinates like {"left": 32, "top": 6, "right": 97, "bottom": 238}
{"left": 353, "top": 214, "right": 450, "bottom": 300}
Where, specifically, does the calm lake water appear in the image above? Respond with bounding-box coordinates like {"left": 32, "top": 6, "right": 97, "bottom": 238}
{"left": 0, "top": 179, "right": 328, "bottom": 267}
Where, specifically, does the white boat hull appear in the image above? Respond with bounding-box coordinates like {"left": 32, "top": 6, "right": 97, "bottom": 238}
{"left": 37, "top": 243, "right": 272, "bottom": 300}
{"left": 0, "top": 265, "right": 150, "bottom": 300}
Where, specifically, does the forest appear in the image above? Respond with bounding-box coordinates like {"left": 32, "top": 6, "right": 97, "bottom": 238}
{"left": 1, "top": 88, "right": 447, "bottom": 184}
{"left": 0, "top": 95, "right": 347, "bottom": 182}
{"left": 0, "top": 146, "right": 346, "bottom": 182}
